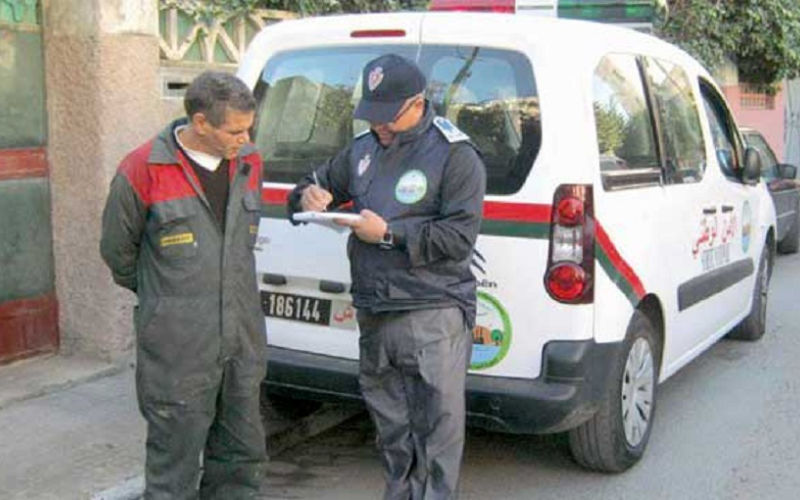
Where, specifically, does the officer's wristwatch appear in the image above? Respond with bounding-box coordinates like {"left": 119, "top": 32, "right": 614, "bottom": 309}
{"left": 378, "top": 227, "right": 394, "bottom": 250}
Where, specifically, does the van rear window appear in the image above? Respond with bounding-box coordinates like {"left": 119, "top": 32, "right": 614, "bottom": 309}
{"left": 252, "top": 45, "right": 539, "bottom": 195}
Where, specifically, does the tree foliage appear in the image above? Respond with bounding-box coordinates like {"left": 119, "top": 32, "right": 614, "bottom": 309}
{"left": 163, "top": 0, "right": 428, "bottom": 22}
{"left": 594, "top": 101, "right": 625, "bottom": 156}
{"left": 165, "top": 1, "right": 800, "bottom": 88}
{"left": 264, "top": 0, "right": 429, "bottom": 14}
{"left": 658, "top": 0, "right": 800, "bottom": 88}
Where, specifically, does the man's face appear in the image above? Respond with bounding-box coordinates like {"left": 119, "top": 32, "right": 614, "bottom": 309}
{"left": 371, "top": 95, "right": 424, "bottom": 146}
{"left": 195, "top": 107, "right": 255, "bottom": 159}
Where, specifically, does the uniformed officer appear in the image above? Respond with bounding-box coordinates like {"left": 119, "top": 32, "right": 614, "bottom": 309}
{"left": 287, "top": 54, "right": 486, "bottom": 500}
{"left": 100, "top": 71, "right": 268, "bottom": 499}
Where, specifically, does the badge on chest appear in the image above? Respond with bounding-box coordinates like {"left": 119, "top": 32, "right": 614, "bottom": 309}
{"left": 357, "top": 154, "right": 371, "bottom": 176}
{"left": 395, "top": 169, "right": 428, "bottom": 204}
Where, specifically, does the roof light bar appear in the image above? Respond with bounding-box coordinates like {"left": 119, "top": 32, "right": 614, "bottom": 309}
{"left": 429, "top": 0, "right": 515, "bottom": 13}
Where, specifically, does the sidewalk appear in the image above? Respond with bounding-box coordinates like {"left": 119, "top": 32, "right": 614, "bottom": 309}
{"left": 0, "top": 354, "right": 363, "bottom": 500}
{"left": 0, "top": 355, "right": 144, "bottom": 500}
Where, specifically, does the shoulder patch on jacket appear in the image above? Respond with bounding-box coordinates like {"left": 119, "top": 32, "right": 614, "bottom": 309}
{"left": 433, "top": 116, "right": 470, "bottom": 143}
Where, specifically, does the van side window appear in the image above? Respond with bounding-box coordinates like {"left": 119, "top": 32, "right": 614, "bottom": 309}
{"left": 422, "top": 46, "right": 539, "bottom": 195}
{"left": 699, "top": 80, "right": 744, "bottom": 181}
{"left": 592, "top": 54, "right": 660, "bottom": 189}
{"left": 643, "top": 57, "right": 706, "bottom": 184}
{"left": 251, "top": 45, "right": 539, "bottom": 195}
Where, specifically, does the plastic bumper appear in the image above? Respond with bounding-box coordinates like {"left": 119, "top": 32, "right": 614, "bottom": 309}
{"left": 264, "top": 339, "right": 623, "bottom": 434}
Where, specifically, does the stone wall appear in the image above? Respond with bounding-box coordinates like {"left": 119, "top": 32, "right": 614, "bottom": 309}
{"left": 40, "top": 1, "right": 293, "bottom": 361}
{"left": 43, "top": 0, "right": 160, "bottom": 361}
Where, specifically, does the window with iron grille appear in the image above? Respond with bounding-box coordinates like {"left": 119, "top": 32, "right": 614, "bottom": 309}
{"left": 740, "top": 83, "right": 775, "bottom": 110}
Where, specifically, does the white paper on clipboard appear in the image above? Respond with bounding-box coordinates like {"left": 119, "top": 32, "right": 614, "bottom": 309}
{"left": 292, "top": 211, "right": 363, "bottom": 233}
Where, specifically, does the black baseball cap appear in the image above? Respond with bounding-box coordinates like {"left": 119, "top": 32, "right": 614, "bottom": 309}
{"left": 353, "top": 54, "right": 426, "bottom": 124}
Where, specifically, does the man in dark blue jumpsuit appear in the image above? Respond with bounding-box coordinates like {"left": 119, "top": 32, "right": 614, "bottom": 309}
{"left": 288, "top": 54, "right": 486, "bottom": 499}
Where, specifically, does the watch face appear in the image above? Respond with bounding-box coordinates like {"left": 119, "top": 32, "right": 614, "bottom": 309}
{"left": 380, "top": 229, "right": 393, "bottom": 248}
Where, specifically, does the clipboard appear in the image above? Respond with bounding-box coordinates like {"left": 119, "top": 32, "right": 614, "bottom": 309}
{"left": 292, "top": 211, "right": 363, "bottom": 223}
{"left": 292, "top": 211, "right": 363, "bottom": 233}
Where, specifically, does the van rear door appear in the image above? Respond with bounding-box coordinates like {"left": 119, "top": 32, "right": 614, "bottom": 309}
{"left": 248, "top": 20, "right": 423, "bottom": 360}
{"left": 248, "top": 13, "right": 553, "bottom": 380}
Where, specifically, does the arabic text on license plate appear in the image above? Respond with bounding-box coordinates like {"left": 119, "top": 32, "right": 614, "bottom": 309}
{"left": 261, "top": 291, "right": 331, "bottom": 326}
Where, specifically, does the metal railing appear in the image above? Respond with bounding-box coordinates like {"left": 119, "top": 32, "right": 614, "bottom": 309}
{"left": 158, "top": 6, "right": 296, "bottom": 66}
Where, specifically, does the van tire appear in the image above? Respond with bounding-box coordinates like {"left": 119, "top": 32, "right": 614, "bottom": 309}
{"left": 777, "top": 205, "right": 799, "bottom": 254}
{"left": 568, "top": 311, "right": 658, "bottom": 473}
{"left": 727, "top": 246, "right": 770, "bottom": 341}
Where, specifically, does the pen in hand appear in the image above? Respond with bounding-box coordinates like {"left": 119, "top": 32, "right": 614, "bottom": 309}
{"left": 312, "top": 171, "right": 327, "bottom": 211}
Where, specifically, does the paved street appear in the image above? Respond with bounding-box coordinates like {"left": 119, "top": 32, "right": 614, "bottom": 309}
{"left": 2, "top": 252, "right": 798, "bottom": 499}
{"left": 261, "top": 251, "right": 800, "bottom": 500}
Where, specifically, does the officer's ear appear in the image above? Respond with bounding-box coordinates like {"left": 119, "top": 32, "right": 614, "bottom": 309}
{"left": 411, "top": 94, "right": 425, "bottom": 111}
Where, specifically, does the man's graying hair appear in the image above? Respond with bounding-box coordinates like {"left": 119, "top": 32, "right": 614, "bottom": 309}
{"left": 184, "top": 71, "right": 256, "bottom": 127}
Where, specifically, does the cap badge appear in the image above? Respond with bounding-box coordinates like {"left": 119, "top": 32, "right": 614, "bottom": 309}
{"left": 357, "top": 154, "right": 371, "bottom": 176}
{"left": 368, "top": 67, "right": 384, "bottom": 92}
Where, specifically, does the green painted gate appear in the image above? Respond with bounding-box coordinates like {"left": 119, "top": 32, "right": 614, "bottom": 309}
{"left": 0, "top": 0, "right": 57, "bottom": 363}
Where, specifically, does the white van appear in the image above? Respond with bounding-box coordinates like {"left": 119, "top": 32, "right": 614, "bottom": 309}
{"left": 236, "top": 12, "right": 776, "bottom": 472}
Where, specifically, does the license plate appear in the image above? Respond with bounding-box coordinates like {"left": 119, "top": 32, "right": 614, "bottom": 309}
{"left": 261, "top": 291, "right": 331, "bottom": 326}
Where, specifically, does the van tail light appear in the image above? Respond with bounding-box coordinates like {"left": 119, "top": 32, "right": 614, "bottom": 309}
{"left": 545, "top": 184, "right": 595, "bottom": 303}
{"left": 429, "top": 0, "right": 515, "bottom": 13}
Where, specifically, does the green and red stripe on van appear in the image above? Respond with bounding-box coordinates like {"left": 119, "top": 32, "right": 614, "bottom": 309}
{"left": 260, "top": 187, "right": 645, "bottom": 306}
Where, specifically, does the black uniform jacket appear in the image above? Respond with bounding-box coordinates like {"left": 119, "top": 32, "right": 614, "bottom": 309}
{"left": 288, "top": 104, "right": 486, "bottom": 326}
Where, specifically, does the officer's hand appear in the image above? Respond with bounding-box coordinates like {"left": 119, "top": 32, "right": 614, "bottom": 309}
{"left": 336, "top": 209, "right": 387, "bottom": 244}
{"left": 300, "top": 184, "right": 333, "bottom": 212}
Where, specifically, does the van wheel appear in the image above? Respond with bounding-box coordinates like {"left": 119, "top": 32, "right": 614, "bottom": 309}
{"left": 727, "top": 247, "right": 770, "bottom": 341}
{"left": 777, "top": 205, "right": 799, "bottom": 254}
{"left": 568, "top": 311, "right": 658, "bottom": 472}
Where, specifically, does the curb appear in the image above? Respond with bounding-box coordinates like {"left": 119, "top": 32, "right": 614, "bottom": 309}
{"left": 91, "top": 476, "right": 144, "bottom": 500}
{"left": 0, "top": 357, "right": 127, "bottom": 411}
{"left": 92, "top": 402, "right": 363, "bottom": 500}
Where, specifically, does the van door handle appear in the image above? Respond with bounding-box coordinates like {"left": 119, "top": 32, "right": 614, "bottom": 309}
{"left": 262, "top": 273, "right": 287, "bottom": 286}
{"left": 319, "top": 280, "right": 347, "bottom": 294}
{"left": 702, "top": 207, "right": 717, "bottom": 215}
{"left": 721, "top": 205, "right": 734, "bottom": 213}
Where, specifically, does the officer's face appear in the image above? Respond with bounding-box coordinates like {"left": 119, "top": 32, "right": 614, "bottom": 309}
{"left": 371, "top": 95, "right": 424, "bottom": 146}
{"left": 195, "top": 107, "right": 254, "bottom": 159}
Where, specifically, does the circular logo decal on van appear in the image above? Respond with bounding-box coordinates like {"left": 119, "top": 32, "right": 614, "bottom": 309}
{"left": 470, "top": 292, "right": 511, "bottom": 370}
{"left": 395, "top": 170, "right": 427, "bottom": 204}
{"left": 742, "top": 200, "right": 752, "bottom": 253}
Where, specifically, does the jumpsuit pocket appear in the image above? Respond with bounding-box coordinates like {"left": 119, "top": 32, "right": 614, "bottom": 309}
{"left": 132, "top": 305, "right": 140, "bottom": 333}
{"left": 133, "top": 300, "right": 160, "bottom": 337}
{"left": 135, "top": 297, "right": 221, "bottom": 404}
{"left": 242, "top": 190, "right": 261, "bottom": 249}
{"left": 152, "top": 203, "right": 199, "bottom": 260}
